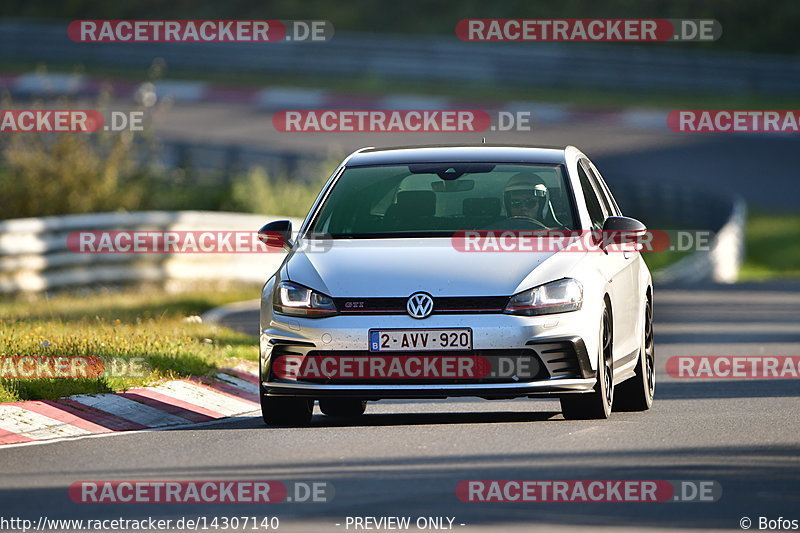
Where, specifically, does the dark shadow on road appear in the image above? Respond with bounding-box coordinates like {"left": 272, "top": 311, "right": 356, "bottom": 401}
{"left": 167, "top": 409, "right": 564, "bottom": 431}
{"left": 654, "top": 379, "right": 800, "bottom": 400}
{"left": 217, "top": 310, "right": 259, "bottom": 337}
{"left": 1, "top": 443, "right": 797, "bottom": 530}
{"left": 656, "top": 332, "right": 800, "bottom": 343}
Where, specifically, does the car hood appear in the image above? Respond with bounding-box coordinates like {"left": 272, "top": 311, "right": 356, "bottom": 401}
{"left": 284, "top": 238, "right": 584, "bottom": 297}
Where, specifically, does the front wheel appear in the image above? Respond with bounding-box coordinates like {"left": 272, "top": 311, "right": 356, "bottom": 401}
{"left": 614, "top": 297, "right": 655, "bottom": 411}
{"left": 260, "top": 394, "right": 313, "bottom": 427}
{"left": 561, "top": 304, "right": 614, "bottom": 420}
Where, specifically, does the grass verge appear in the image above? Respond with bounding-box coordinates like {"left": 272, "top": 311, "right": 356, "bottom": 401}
{"left": 642, "top": 249, "right": 692, "bottom": 273}
{"left": 644, "top": 211, "right": 800, "bottom": 280}
{"left": 0, "top": 285, "right": 261, "bottom": 403}
{"left": 739, "top": 211, "right": 800, "bottom": 281}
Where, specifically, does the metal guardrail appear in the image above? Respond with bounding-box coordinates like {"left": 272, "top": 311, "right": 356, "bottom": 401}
{"left": 1, "top": 19, "right": 800, "bottom": 94}
{"left": 156, "top": 140, "right": 323, "bottom": 179}
{"left": 611, "top": 178, "right": 732, "bottom": 231}
{"left": 0, "top": 211, "right": 301, "bottom": 293}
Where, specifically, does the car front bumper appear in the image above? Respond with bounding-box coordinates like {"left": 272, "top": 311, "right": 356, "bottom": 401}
{"left": 260, "top": 306, "right": 600, "bottom": 400}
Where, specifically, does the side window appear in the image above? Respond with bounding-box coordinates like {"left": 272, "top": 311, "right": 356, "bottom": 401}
{"left": 586, "top": 163, "right": 620, "bottom": 216}
{"left": 577, "top": 163, "right": 606, "bottom": 229}
{"left": 581, "top": 161, "right": 614, "bottom": 218}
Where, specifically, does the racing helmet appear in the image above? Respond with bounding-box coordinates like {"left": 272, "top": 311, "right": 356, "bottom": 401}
{"left": 503, "top": 172, "right": 549, "bottom": 219}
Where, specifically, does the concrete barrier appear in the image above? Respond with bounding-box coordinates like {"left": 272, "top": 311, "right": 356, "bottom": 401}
{"left": 654, "top": 198, "right": 747, "bottom": 284}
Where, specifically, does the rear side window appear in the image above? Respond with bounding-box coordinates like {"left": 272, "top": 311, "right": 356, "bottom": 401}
{"left": 577, "top": 164, "right": 606, "bottom": 229}
{"left": 584, "top": 162, "right": 620, "bottom": 216}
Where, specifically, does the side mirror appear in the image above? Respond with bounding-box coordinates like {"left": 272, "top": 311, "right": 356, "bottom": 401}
{"left": 258, "top": 220, "right": 293, "bottom": 251}
{"left": 600, "top": 216, "right": 647, "bottom": 251}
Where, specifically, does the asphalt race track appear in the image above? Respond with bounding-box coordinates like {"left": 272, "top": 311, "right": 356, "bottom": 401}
{"left": 1, "top": 282, "right": 798, "bottom": 532}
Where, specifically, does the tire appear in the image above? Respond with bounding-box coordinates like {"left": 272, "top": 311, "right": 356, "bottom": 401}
{"left": 614, "top": 296, "right": 655, "bottom": 411}
{"left": 260, "top": 393, "right": 313, "bottom": 427}
{"left": 319, "top": 399, "right": 367, "bottom": 418}
{"left": 561, "top": 304, "right": 614, "bottom": 420}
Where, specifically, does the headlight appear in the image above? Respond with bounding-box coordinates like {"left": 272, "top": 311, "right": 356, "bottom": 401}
{"left": 504, "top": 278, "right": 583, "bottom": 316}
{"left": 273, "top": 281, "right": 337, "bottom": 318}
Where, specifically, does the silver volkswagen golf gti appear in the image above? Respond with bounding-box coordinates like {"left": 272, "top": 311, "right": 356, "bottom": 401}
{"left": 258, "top": 145, "right": 655, "bottom": 426}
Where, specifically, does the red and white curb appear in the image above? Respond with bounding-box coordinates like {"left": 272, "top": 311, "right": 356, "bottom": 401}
{"left": 0, "top": 364, "right": 261, "bottom": 447}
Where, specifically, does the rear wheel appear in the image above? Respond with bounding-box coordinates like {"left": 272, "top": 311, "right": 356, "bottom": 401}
{"left": 561, "top": 304, "right": 614, "bottom": 420}
{"left": 319, "top": 399, "right": 367, "bottom": 418}
{"left": 260, "top": 392, "right": 313, "bottom": 427}
{"left": 614, "top": 296, "right": 655, "bottom": 411}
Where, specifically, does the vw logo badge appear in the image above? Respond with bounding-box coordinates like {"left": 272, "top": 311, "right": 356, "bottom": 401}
{"left": 407, "top": 292, "right": 434, "bottom": 319}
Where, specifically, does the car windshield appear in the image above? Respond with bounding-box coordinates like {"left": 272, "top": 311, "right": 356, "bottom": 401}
{"left": 307, "top": 163, "right": 576, "bottom": 237}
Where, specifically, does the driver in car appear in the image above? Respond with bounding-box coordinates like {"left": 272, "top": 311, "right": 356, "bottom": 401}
{"left": 504, "top": 172, "right": 553, "bottom": 227}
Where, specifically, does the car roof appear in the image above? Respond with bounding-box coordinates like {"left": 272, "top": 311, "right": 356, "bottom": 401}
{"left": 345, "top": 145, "right": 570, "bottom": 167}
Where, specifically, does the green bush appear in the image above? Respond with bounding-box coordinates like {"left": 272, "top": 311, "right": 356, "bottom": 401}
{"left": 226, "top": 167, "right": 317, "bottom": 218}
{"left": 225, "top": 155, "right": 342, "bottom": 217}
{"left": 0, "top": 86, "right": 155, "bottom": 219}
{"left": 0, "top": 130, "right": 148, "bottom": 218}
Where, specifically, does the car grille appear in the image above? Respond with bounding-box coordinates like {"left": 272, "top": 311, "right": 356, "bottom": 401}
{"left": 332, "top": 296, "right": 510, "bottom": 315}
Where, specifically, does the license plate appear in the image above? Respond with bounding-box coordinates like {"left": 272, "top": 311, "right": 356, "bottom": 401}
{"left": 369, "top": 329, "right": 472, "bottom": 352}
